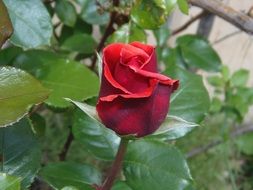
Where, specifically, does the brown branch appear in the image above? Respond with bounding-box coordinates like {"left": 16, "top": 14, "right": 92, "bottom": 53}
{"left": 186, "top": 124, "right": 253, "bottom": 158}
{"left": 28, "top": 103, "right": 44, "bottom": 116}
{"left": 90, "top": 0, "right": 120, "bottom": 70}
{"left": 58, "top": 129, "right": 74, "bottom": 161}
{"left": 212, "top": 30, "right": 242, "bottom": 45}
{"left": 212, "top": 7, "right": 253, "bottom": 44}
{"left": 171, "top": 11, "right": 207, "bottom": 36}
{"left": 188, "top": 0, "right": 253, "bottom": 34}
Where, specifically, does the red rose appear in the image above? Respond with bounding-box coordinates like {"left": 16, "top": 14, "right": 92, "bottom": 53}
{"left": 96, "top": 42, "right": 179, "bottom": 137}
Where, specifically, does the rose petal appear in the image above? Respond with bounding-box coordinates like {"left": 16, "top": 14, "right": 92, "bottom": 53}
{"left": 100, "top": 79, "right": 158, "bottom": 101}
{"left": 103, "top": 43, "right": 125, "bottom": 73}
{"left": 96, "top": 84, "right": 172, "bottom": 137}
{"left": 120, "top": 44, "right": 149, "bottom": 64}
{"left": 130, "top": 41, "right": 154, "bottom": 55}
{"left": 140, "top": 50, "right": 158, "bottom": 72}
{"left": 102, "top": 42, "right": 162, "bottom": 95}
{"left": 98, "top": 69, "right": 124, "bottom": 98}
{"left": 130, "top": 42, "right": 157, "bottom": 72}
{"left": 104, "top": 62, "right": 132, "bottom": 94}
{"left": 113, "top": 60, "right": 150, "bottom": 93}
{"left": 128, "top": 64, "right": 179, "bottom": 92}
{"left": 102, "top": 43, "right": 134, "bottom": 94}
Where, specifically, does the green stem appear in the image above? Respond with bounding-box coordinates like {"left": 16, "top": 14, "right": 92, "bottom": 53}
{"left": 99, "top": 138, "right": 129, "bottom": 190}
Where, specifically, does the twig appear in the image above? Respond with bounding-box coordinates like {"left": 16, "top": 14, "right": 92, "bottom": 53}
{"left": 212, "top": 30, "right": 242, "bottom": 45}
{"left": 171, "top": 11, "right": 207, "bottom": 36}
{"left": 58, "top": 129, "right": 74, "bottom": 161}
{"left": 212, "top": 6, "right": 253, "bottom": 45}
{"left": 28, "top": 103, "right": 44, "bottom": 116}
{"left": 186, "top": 124, "right": 253, "bottom": 158}
{"left": 188, "top": 0, "right": 253, "bottom": 34}
{"left": 54, "top": 21, "right": 61, "bottom": 29}
{"left": 95, "top": 0, "right": 107, "bottom": 11}
{"left": 90, "top": 0, "right": 120, "bottom": 70}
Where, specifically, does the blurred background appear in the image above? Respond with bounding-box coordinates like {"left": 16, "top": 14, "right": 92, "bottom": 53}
{"left": 168, "top": 1, "right": 253, "bottom": 189}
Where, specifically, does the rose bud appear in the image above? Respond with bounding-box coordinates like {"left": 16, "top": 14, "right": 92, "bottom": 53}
{"left": 96, "top": 42, "right": 179, "bottom": 137}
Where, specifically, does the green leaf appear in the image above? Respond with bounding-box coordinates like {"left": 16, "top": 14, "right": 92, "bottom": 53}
{"left": 0, "top": 119, "right": 42, "bottom": 188}
{"left": 164, "top": 66, "right": 210, "bottom": 123}
{"left": 237, "top": 87, "right": 253, "bottom": 105}
{"left": 209, "top": 97, "right": 222, "bottom": 113}
{"left": 55, "top": 0, "right": 77, "bottom": 27}
{"left": 0, "top": 67, "right": 49, "bottom": 127}
{"left": 3, "top": 0, "right": 52, "bottom": 48}
{"left": 124, "top": 140, "right": 192, "bottom": 190}
{"left": 236, "top": 132, "right": 253, "bottom": 155}
{"left": 207, "top": 75, "right": 224, "bottom": 87}
{"left": 66, "top": 99, "right": 98, "bottom": 120}
{"left": 131, "top": 0, "right": 174, "bottom": 29}
{"left": 61, "top": 34, "right": 96, "bottom": 54}
{"left": 112, "top": 181, "right": 132, "bottom": 190}
{"left": 59, "top": 17, "right": 92, "bottom": 44}
{"left": 40, "top": 162, "right": 102, "bottom": 190}
{"left": 177, "top": 0, "right": 189, "bottom": 15}
{"left": 227, "top": 94, "right": 248, "bottom": 118}
{"left": 177, "top": 35, "right": 221, "bottom": 72}
{"left": 61, "top": 186, "right": 79, "bottom": 190}
{"left": 154, "top": 24, "right": 170, "bottom": 47}
{"left": 231, "top": 69, "right": 249, "bottom": 87}
{"left": 162, "top": 47, "right": 187, "bottom": 69}
{"left": 108, "top": 24, "right": 146, "bottom": 43}
{"left": 0, "top": 173, "right": 21, "bottom": 190}
{"left": 0, "top": 46, "right": 22, "bottom": 66}
{"left": 13, "top": 50, "right": 99, "bottom": 108}
{"left": 72, "top": 109, "right": 120, "bottom": 160}
{"left": 80, "top": 0, "right": 109, "bottom": 25}
{"left": 221, "top": 65, "right": 230, "bottom": 81}
{"left": 155, "top": 0, "right": 177, "bottom": 14}
{"left": 0, "top": 0, "right": 13, "bottom": 47}
{"left": 147, "top": 115, "right": 199, "bottom": 141}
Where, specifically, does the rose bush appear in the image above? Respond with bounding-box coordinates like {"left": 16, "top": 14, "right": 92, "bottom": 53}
{"left": 96, "top": 42, "right": 179, "bottom": 137}
{"left": 3, "top": 0, "right": 246, "bottom": 189}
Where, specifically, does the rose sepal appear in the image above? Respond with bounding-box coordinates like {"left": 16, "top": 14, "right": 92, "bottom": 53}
{"left": 66, "top": 98, "right": 198, "bottom": 141}
{"left": 65, "top": 98, "right": 137, "bottom": 140}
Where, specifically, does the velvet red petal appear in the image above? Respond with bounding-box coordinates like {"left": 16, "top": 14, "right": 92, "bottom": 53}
{"left": 98, "top": 69, "right": 124, "bottom": 98}
{"left": 128, "top": 64, "right": 179, "bottom": 92}
{"left": 96, "top": 84, "right": 172, "bottom": 137}
{"left": 130, "top": 41, "right": 154, "bottom": 55}
{"left": 130, "top": 42, "right": 157, "bottom": 72}
{"left": 113, "top": 60, "right": 150, "bottom": 93}
{"left": 103, "top": 43, "right": 125, "bottom": 73}
{"left": 140, "top": 50, "right": 158, "bottom": 72}
{"left": 100, "top": 79, "right": 158, "bottom": 102}
{"left": 120, "top": 44, "right": 149, "bottom": 64}
{"left": 103, "top": 62, "right": 132, "bottom": 94}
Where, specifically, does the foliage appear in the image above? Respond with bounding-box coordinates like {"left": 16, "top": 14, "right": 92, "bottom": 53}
{"left": 0, "top": 0, "right": 252, "bottom": 190}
